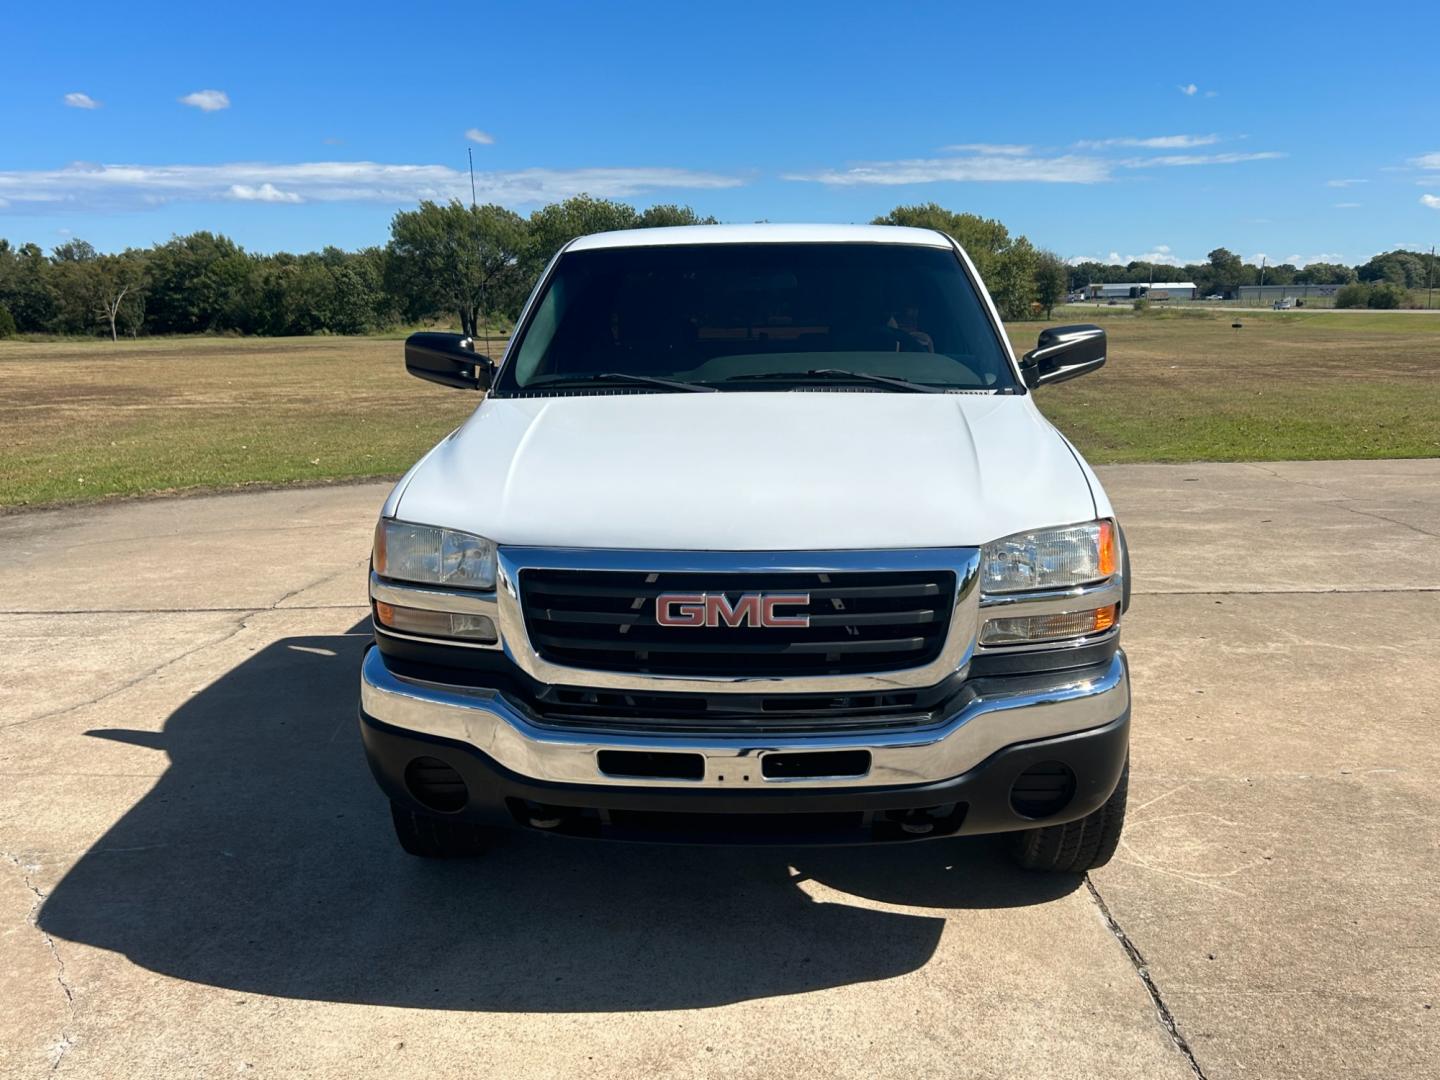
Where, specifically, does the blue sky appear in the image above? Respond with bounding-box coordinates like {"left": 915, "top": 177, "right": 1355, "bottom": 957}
{"left": 4, "top": 0, "right": 1439, "bottom": 267}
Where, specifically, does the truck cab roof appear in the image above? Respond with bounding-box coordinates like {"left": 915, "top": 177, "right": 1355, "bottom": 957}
{"left": 566, "top": 223, "right": 954, "bottom": 252}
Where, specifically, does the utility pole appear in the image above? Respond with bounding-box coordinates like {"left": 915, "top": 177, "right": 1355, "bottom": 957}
{"left": 1430, "top": 245, "right": 1436, "bottom": 310}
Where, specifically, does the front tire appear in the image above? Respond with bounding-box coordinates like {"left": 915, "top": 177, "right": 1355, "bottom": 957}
{"left": 1011, "top": 761, "right": 1127, "bottom": 872}
{"left": 389, "top": 800, "right": 492, "bottom": 858}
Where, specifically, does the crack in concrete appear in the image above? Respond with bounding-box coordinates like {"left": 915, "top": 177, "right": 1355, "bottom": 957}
{"left": 1332, "top": 503, "right": 1440, "bottom": 541}
{"left": 4, "top": 853, "right": 76, "bottom": 1071}
{"left": 1085, "top": 875, "right": 1208, "bottom": 1080}
{"left": 0, "top": 559, "right": 374, "bottom": 734}
{"left": 0, "top": 613, "right": 260, "bottom": 732}
{"left": 1239, "top": 462, "right": 1440, "bottom": 541}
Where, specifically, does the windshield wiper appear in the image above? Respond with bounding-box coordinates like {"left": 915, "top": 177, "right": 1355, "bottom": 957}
{"left": 726, "top": 369, "right": 947, "bottom": 394}
{"left": 527, "top": 372, "right": 717, "bottom": 393}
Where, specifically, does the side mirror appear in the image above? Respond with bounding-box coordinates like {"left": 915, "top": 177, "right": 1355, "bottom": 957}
{"left": 404, "top": 332, "right": 493, "bottom": 391}
{"left": 1019, "top": 324, "right": 1106, "bottom": 389}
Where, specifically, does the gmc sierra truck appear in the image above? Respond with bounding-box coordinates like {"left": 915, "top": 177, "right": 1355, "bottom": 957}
{"left": 359, "top": 224, "right": 1131, "bottom": 872}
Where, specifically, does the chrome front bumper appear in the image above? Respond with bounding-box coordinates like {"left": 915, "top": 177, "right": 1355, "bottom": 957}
{"left": 359, "top": 647, "right": 1130, "bottom": 791}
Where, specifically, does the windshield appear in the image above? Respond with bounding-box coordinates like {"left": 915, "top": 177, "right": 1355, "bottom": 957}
{"left": 494, "top": 242, "right": 1017, "bottom": 395}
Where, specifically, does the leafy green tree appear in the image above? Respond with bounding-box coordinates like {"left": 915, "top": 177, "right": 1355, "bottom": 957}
{"left": 48, "top": 239, "right": 102, "bottom": 334}
{"left": 146, "top": 232, "right": 251, "bottom": 333}
{"left": 1367, "top": 282, "right": 1408, "bottom": 309}
{"left": 1067, "top": 260, "right": 1109, "bottom": 292}
{"left": 1206, "top": 248, "right": 1244, "bottom": 295}
{"left": 1034, "top": 250, "right": 1068, "bottom": 318}
{"left": 523, "top": 195, "right": 639, "bottom": 281}
{"left": 1294, "top": 262, "right": 1356, "bottom": 285}
{"left": 0, "top": 242, "right": 58, "bottom": 332}
{"left": 635, "top": 203, "right": 718, "bottom": 228}
{"left": 387, "top": 201, "right": 528, "bottom": 336}
{"left": 1358, "top": 251, "right": 1426, "bottom": 288}
{"left": 1334, "top": 283, "right": 1371, "bottom": 308}
{"left": 0, "top": 304, "right": 15, "bottom": 338}
{"left": 871, "top": 203, "right": 1011, "bottom": 279}
{"left": 989, "top": 237, "right": 1039, "bottom": 320}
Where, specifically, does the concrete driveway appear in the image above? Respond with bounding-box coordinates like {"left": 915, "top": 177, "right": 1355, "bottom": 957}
{"left": 2, "top": 460, "right": 1437, "bottom": 1079}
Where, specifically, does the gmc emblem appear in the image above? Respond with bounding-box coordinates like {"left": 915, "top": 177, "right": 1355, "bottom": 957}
{"left": 656, "top": 592, "right": 811, "bottom": 629}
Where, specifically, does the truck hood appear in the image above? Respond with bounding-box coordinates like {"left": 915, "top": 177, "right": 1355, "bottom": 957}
{"left": 392, "top": 392, "right": 1096, "bottom": 550}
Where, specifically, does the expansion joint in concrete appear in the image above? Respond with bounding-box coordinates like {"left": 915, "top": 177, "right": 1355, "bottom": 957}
{"left": 1085, "top": 875, "right": 1208, "bottom": 1080}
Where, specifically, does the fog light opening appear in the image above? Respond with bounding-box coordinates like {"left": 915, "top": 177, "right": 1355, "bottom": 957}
{"left": 1010, "top": 761, "right": 1076, "bottom": 819}
{"left": 404, "top": 756, "right": 469, "bottom": 814}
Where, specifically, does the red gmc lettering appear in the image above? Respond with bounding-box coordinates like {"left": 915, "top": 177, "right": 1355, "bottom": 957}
{"left": 655, "top": 592, "right": 811, "bottom": 628}
{"left": 656, "top": 593, "right": 706, "bottom": 626}
{"left": 760, "top": 594, "right": 812, "bottom": 627}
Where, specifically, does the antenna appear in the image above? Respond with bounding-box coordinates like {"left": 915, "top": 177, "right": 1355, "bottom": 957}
{"left": 466, "top": 145, "right": 491, "bottom": 368}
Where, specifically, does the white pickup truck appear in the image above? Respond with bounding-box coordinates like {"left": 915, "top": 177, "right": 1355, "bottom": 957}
{"left": 360, "top": 224, "right": 1131, "bottom": 871}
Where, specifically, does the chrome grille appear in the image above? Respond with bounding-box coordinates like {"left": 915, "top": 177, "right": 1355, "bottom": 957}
{"left": 518, "top": 568, "right": 956, "bottom": 677}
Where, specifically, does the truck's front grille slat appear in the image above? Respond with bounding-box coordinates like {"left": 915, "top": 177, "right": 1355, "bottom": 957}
{"left": 519, "top": 568, "right": 955, "bottom": 677}
{"left": 523, "top": 580, "right": 946, "bottom": 601}
{"left": 530, "top": 633, "right": 931, "bottom": 656}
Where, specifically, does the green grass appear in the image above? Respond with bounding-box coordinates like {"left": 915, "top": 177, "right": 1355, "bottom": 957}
{"left": 1014, "top": 308, "right": 1440, "bottom": 463}
{"left": 0, "top": 336, "right": 485, "bottom": 508}
{"left": 2, "top": 307, "right": 1438, "bottom": 508}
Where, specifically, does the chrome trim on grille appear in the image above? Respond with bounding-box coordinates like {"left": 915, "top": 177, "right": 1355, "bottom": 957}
{"left": 360, "top": 647, "right": 1129, "bottom": 789}
{"left": 494, "top": 546, "right": 981, "bottom": 694}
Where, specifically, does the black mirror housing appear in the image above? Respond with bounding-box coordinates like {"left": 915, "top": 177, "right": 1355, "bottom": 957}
{"left": 1019, "top": 324, "right": 1106, "bottom": 389}
{"left": 404, "top": 332, "right": 493, "bottom": 391}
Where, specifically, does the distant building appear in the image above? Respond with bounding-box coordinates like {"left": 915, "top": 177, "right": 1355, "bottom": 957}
{"left": 1086, "top": 281, "right": 1198, "bottom": 301}
{"left": 1235, "top": 283, "right": 1342, "bottom": 303}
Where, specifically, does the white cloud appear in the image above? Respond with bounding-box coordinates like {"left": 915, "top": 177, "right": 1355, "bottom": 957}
{"left": 465, "top": 128, "right": 495, "bottom": 145}
{"left": 785, "top": 153, "right": 1111, "bottom": 185}
{"left": 228, "top": 182, "right": 303, "bottom": 203}
{"left": 1178, "top": 83, "right": 1198, "bottom": 96}
{"left": 0, "top": 160, "right": 743, "bottom": 213}
{"left": 1326, "top": 178, "right": 1367, "bottom": 187}
{"left": 1414, "top": 153, "right": 1440, "bottom": 170}
{"left": 1422, "top": 194, "right": 1440, "bottom": 209}
{"left": 63, "top": 92, "right": 100, "bottom": 109}
{"left": 1077, "top": 134, "right": 1221, "bottom": 149}
{"left": 1127, "top": 151, "right": 1285, "bottom": 167}
{"left": 939, "top": 143, "right": 1031, "bottom": 155}
{"left": 179, "top": 89, "right": 230, "bottom": 112}
{"left": 1285, "top": 253, "right": 1346, "bottom": 266}
{"left": 1333, "top": 202, "right": 1361, "bottom": 209}
{"left": 1068, "top": 245, "right": 1191, "bottom": 267}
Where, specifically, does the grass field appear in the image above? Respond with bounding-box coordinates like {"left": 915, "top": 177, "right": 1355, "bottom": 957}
{"left": 2, "top": 307, "right": 1438, "bottom": 509}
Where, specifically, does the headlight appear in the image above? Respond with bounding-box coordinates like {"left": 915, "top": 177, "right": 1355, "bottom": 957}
{"left": 373, "top": 520, "right": 497, "bottom": 591}
{"left": 980, "top": 520, "right": 1116, "bottom": 594}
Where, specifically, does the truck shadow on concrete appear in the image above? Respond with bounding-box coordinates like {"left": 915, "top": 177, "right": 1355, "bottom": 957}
{"left": 38, "top": 624, "right": 1081, "bottom": 1011}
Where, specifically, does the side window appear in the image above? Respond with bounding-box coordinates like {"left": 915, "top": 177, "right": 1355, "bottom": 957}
{"left": 512, "top": 275, "right": 567, "bottom": 384}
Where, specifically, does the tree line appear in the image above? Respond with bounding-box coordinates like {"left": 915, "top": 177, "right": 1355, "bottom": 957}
{"left": 1070, "top": 245, "right": 1438, "bottom": 307}
{"left": 1, "top": 197, "right": 1434, "bottom": 340}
